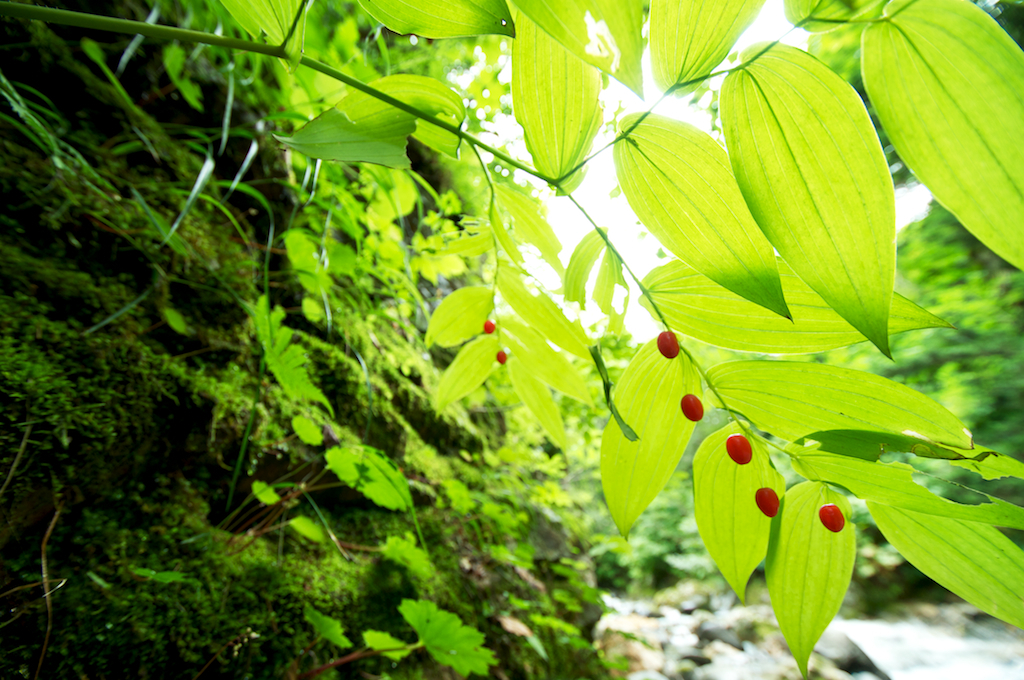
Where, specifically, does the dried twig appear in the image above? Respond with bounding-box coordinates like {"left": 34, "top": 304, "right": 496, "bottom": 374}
{"left": 33, "top": 503, "right": 62, "bottom": 680}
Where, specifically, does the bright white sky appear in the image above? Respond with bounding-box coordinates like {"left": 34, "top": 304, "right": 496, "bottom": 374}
{"left": 473, "top": 0, "right": 933, "bottom": 341}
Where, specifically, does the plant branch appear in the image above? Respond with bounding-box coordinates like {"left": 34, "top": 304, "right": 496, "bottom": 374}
{"left": 33, "top": 503, "right": 62, "bottom": 680}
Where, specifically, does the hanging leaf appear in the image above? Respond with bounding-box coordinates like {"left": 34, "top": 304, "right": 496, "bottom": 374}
{"left": 650, "top": 0, "right": 766, "bottom": 94}
{"left": 509, "top": 357, "right": 567, "bottom": 449}
{"left": 304, "top": 606, "right": 352, "bottom": 648}
{"left": 869, "top": 503, "right": 1024, "bottom": 630}
{"left": 514, "top": 0, "right": 645, "bottom": 97}
{"left": 784, "top": 0, "right": 885, "bottom": 33}
{"left": 641, "top": 259, "right": 951, "bottom": 354}
{"left": 706, "top": 361, "right": 973, "bottom": 449}
{"left": 501, "top": 319, "right": 593, "bottom": 405}
{"left": 593, "top": 249, "right": 628, "bottom": 334}
{"left": 693, "top": 423, "right": 784, "bottom": 602}
{"left": 601, "top": 337, "right": 701, "bottom": 537}
{"left": 766, "top": 481, "right": 855, "bottom": 678}
{"left": 862, "top": 0, "right": 1024, "bottom": 271}
{"left": 490, "top": 197, "right": 524, "bottom": 266}
{"left": 398, "top": 599, "right": 498, "bottom": 676}
{"left": 564, "top": 230, "right": 606, "bottom": 307}
{"left": 434, "top": 334, "right": 501, "bottom": 410}
{"left": 220, "top": 0, "right": 304, "bottom": 45}
{"left": 615, "top": 114, "right": 790, "bottom": 319}
{"left": 495, "top": 186, "right": 564, "bottom": 275}
{"left": 291, "top": 415, "right": 324, "bottom": 446}
{"left": 721, "top": 43, "right": 895, "bottom": 357}
{"left": 357, "top": 0, "right": 514, "bottom": 38}
{"left": 511, "top": 12, "right": 602, "bottom": 192}
{"left": 325, "top": 446, "right": 412, "bottom": 511}
{"left": 425, "top": 286, "right": 494, "bottom": 348}
{"left": 497, "top": 268, "right": 590, "bottom": 359}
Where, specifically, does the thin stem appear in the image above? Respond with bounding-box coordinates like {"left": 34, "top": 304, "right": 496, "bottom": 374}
{"left": 33, "top": 503, "right": 62, "bottom": 680}
{"left": 0, "top": 422, "right": 32, "bottom": 506}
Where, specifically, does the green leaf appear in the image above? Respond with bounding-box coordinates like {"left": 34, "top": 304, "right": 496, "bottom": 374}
{"left": 251, "top": 480, "right": 282, "bottom": 505}
{"left": 641, "top": 259, "right": 951, "bottom": 354}
{"left": 398, "top": 599, "right": 497, "bottom": 677}
{"left": 162, "top": 307, "right": 190, "bottom": 335}
{"left": 304, "top": 605, "right": 352, "bottom": 648}
{"left": 614, "top": 114, "right": 790, "bottom": 319}
{"left": 496, "top": 268, "right": 590, "bottom": 359}
{"left": 862, "top": 0, "right": 1024, "bottom": 271}
{"left": 325, "top": 446, "right": 412, "bottom": 511}
{"left": 162, "top": 44, "right": 204, "bottom": 112}
{"left": 284, "top": 229, "right": 332, "bottom": 295}
{"left": 514, "top": 0, "right": 645, "bottom": 97}
{"left": 291, "top": 415, "right": 324, "bottom": 446}
{"left": 380, "top": 532, "right": 434, "bottom": 579}
{"left": 489, "top": 197, "right": 524, "bottom": 266}
{"left": 290, "top": 515, "right": 326, "bottom": 543}
{"left": 706, "top": 361, "right": 973, "bottom": 449}
{"left": 784, "top": 0, "right": 885, "bottom": 33}
{"left": 951, "top": 450, "right": 1024, "bottom": 482}
{"left": 254, "top": 296, "right": 333, "bottom": 416}
{"left": 564, "top": 231, "right": 606, "bottom": 308}
{"left": 357, "top": 0, "right": 514, "bottom": 38}
{"left": 766, "top": 482, "right": 855, "bottom": 678}
{"left": 509, "top": 357, "right": 567, "bottom": 449}
{"left": 693, "top": 423, "right": 784, "bottom": 602}
{"left": 792, "top": 451, "right": 1024, "bottom": 530}
{"left": 363, "top": 630, "right": 413, "bottom": 661}
{"left": 601, "top": 337, "right": 701, "bottom": 537}
{"left": 593, "top": 249, "right": 629, "bottom": 335}
{"left": 219, "top": 0, "right": 304, "bottom": 45}
{"left": 495, "top": 186, "right": 564, "bottom": 275}
{"left": 869, "top": 503, "right": 1024, "bottom": 630}
{"left": 650, "top": 0, "right": 766, "bottom": 94}
{"left": 511, "top": 12, "right": 603, "bottom": 192}
{"left": 434, "top": 334, "right": 500, "bottom": 410}
{"left": 721, "top": 43, "right": 895, "bottom": 357}
{"left": 588, "top": 344, "right": 638, "bottom": 442}
{"left": 501, "top": 318, "right": 592, "bottom": 406}
{"left": 793, "top": 429, "right": 961, "bottom": 463}
{"left": 425, "top": 286, "right": 494, "bottom": 348}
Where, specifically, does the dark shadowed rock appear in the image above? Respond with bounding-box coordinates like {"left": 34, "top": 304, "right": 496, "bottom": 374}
{"left": 697, "top": 621, "right": 743, "bottom": 650}
{"left": 815, "top": 628, "right": 892, "bottom": 680}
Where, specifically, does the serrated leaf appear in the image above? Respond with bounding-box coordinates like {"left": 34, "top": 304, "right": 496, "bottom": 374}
{"left": 290, "top": 515, "right": 325, "bottom": 543}
{"left": 325, "top": 446, "right": 411, "bottom": 511}
{"left": 252, "top": 480, "right": 282, "bottom": 505}
{"left": 707, "top": 361, "right": 973, "bottom": 449}
{"left": 869, "top": 502, "right": 1024, "bottom": 630}
{"left": 641, "top": 259, "right": 951, "bottom": 354}
{"left": 784, "top": 0, "right": 885, "bottom": 33}
{"left": 511, "top": 12, "right": 602, "bottom": 192}
{"left": 564, "top": 231, "right": 606, "bottom": 307}
{"left": 489, "top": 197, "right": 524, "bottom": 266}
{"left": 425, "top": 286, "right": 494, "bottom": 348}
{"left": 792, "top": 451, "right": 1024, "bottom": 530}
{"left": 615, "top": 114, "right": 790, "bottom": 319}
{"left": 495, "top": 186, "right": 564, "bottom": 275}
{"left": 380, "top": 532, "right": 435, "bottom": 579}
{"left": 254, "top": 296, "right": 333, "bottom": 416}
{"left": 862, "top": 0, "right": 1024, "bottom": 271}
{"left": 357, "top": 0, "right": 514, "bottom": 38}
{"left": 721, "top": 43, "right": 895, "bottom": 357}
{"left": 363, "top": 630, "right": 413, "bottom": 661}
{"left": 650, "top": 0, "right": 766, "bottom": 94}
{"left": 766, "top": 481, "right": 855, "bottom": 678}
{"left": 693, "top": 423, "right": 784, "bottom": 603}
{"left": 509, "top": 357, "right": 567, "bottom": 449}
{"left": 514, "top": 0, "right": 644, "bottom": 97}
{"left": 434, "top": 334, "right": 501, "bottom": 410}
{"left": 291, "top": 415, "right": 324, "bottom": 446}
{"left": 497, "top": 269, "right": 590, "bottom": 359}
{"left": 304, "top": 605, "right": 352, "bottom": 648}
{"left": 601, "top": 338, "right": 701, "bottom": 536}
{"left": 501, "top": 319, "right": 592, "bottom": 405}
{"left": 398, "top": 599, "right": 497, "bottom": 677}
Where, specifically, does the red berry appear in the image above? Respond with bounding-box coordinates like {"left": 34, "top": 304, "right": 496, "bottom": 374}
{"left": 657, "top": 331, "right": 680, "bottom": 359}
{"left": 680, "top": 394, "right": 704, "bottom": 422}
{"left": 755, "top": 488, "right": 779, "bottom": 518}
{"left": 484, "top": 320, "right": 496, "bottom": 334}
{"left": 726, "top": 434, "right": 752, "bottom": 465}
{"left": 496, "top": 350, "right": 507, "bottom": 365}
{"left": 819, "top": 504, "right": 845, "bottom": 533}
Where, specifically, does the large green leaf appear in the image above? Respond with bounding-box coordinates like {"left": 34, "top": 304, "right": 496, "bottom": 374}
{"left": 564, "top": 230, "right": 606, "bottom": 307}
{"left": 706, "top": 361, "right": 973, "bottom": 449}
{"left": 650, "top": 0, "right": 766, "bottom": 94}
{"left": 509, "top": 357, "right": 567, "bottom": 449}
{"left": 434, "top": 334, "right": 500, "bottom": 410}
{"left": 495, "top": 186, "right": 564, "bottom": 275}
{"left": 721, "top": 44, "right": 895, "bottom": 357}
{"left": 869, "top": 503, "right": 1024, "bottom": 629}
{"left": 357, "top": 0, "right": 514, "bottom": 38}
{"left": 641, "top": 259, "right": 950, "bottom": 354}
{"left": 615, "top": 114, "right": 790, "bottom": 319}
{"left": 425, "top": 286, "right": 494, "bottom": 348}
{"left": 325, "top": 446, "right": 412, "bottom": 511}
{"left": 514, "top": 0, "right": 644, "bottom": 97}
{"left": 496, "top": 268, "right": 590, "bottom": 359}
{"left": 766, "top": 482, "right": 855, "bottom": 678}
{"left": 220, "top": 0, "right": 304, "bottom": 45}
{"left": 601, "top": 338, "right": 701, "bottom": 536}
{"left": 792, "top": 451, "right": 1024, "bottom": 530}
{"left": 784, "top": 0, "right": 885, "bottom": 33}
{"left": 501, "top": 319, "right": 593, "bottom": 406}
{"left": 862, "top": 0, "right": 1024, "bottom": 271}
{"left": 951, "top": 449, "right": 1024, "bottom": 482}
{"left": 511, "top": 13, "right": 602, "bottom": 192}
{"left": 693, "top": 423, "right": 784, "bottom": 602}
{"left": 398, "top": 599, "right": 497, "bottom": 677}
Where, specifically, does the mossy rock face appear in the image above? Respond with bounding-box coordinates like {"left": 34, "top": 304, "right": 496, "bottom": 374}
{"left": 0, "top": 8, "right": 609, "bottom": 680}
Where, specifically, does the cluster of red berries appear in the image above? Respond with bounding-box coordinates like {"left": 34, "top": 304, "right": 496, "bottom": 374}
{"left": 484, "top": 320, "right": 507, "bottom": 364}
{"left": 658, "top": 331, "right": 704, "bottom": 422}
